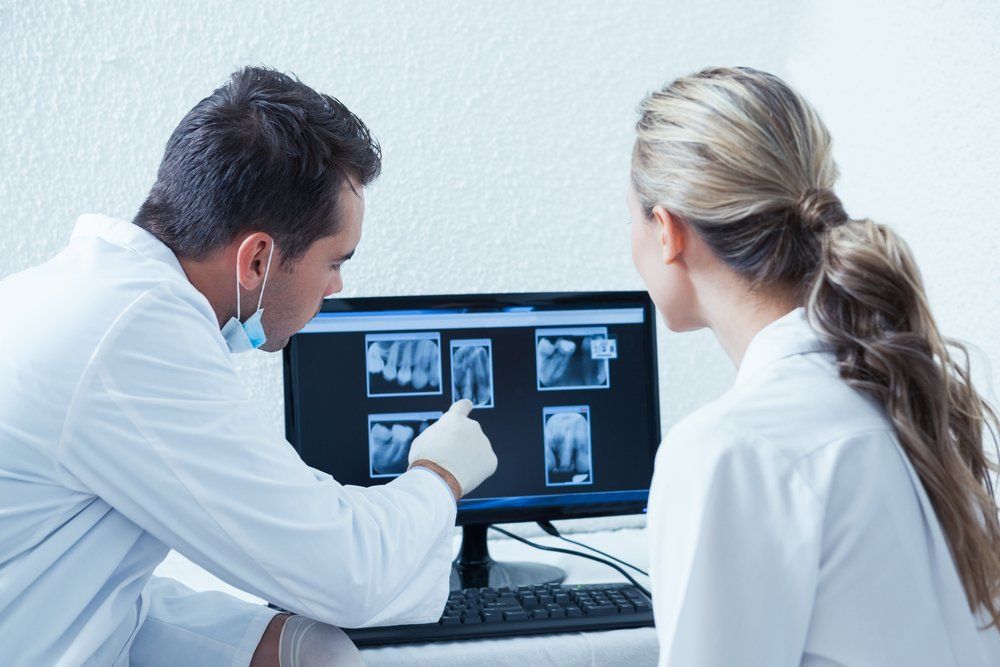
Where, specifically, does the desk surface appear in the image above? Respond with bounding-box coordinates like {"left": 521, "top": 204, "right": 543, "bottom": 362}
{"left": 155, "top": 525, "right": 658, "bottom": 666}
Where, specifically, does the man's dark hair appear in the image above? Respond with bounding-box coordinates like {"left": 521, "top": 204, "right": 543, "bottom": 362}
{"left": 133, "top": 66, "right": 381, "bottom": 264}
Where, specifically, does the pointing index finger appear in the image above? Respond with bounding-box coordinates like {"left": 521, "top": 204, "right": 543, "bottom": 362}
{"left": 449, "top": 399, "right": 474, "bottom": 418}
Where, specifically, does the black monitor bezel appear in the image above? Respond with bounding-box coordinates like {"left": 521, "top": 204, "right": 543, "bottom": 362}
{"left": 283, "top": 291, "right": 661, "bottom": 525}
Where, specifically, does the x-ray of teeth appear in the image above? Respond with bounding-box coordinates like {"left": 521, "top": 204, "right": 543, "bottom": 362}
{"left": 450, "top": 339, "right": 494, "bottom": 408}
{"left": 543, "top": 406, "right": 593, "bottom": 486}
{"left": 368, "top": 411, "right": 441, "bottom": 478}
{"left": 535, "top": 327, "right": 610, "bottom": 391}
{"left": 365, "top": 332, "right": 442, "bottom": 397}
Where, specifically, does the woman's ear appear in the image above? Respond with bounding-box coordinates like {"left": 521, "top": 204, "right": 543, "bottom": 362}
{"left": 650, "top": 205, "right": 685, "bottom": 265}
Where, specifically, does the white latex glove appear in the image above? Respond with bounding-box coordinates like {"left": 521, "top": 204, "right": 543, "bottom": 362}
{"left": 278, "top": 615, "right": 365, "bottom": 666}
{"left": 407, "top": 399, "right": 497, "bottom": 496}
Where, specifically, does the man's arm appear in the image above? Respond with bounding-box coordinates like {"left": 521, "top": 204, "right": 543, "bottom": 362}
{"left": 56, "top": 287, "right": 482, "bottom": 627}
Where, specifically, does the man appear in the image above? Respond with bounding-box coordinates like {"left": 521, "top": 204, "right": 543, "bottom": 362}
{"left": 0, "top": 67, "right": 498, "bottom": 665}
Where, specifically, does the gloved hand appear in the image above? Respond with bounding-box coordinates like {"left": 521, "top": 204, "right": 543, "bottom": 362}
{"left": 278, "top": 615, "right": 365, "bottom": 667}
{"left": 407, "top": 399, "right": 497, "bottom": 497}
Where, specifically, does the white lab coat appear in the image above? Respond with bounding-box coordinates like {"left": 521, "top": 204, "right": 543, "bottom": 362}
{"left": 0, "top": 215, "right": 457, "bottom": 665}
{"left": 647, "top": 308, "right": 1000, "bottom": 666}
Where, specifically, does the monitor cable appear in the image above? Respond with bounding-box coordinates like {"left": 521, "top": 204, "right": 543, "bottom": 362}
{"left": 488, "top": 525, "right": 651, "bottom": 598}
{"left": 536, "top": 520, "right": 649, "bottom": 577}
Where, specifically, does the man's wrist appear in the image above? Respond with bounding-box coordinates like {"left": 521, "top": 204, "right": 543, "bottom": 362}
{"left": 250, "top": 613, "right": 290, "bottom": 667}
{"left": 409, "top": 459, "right": 462, "bottom": 501}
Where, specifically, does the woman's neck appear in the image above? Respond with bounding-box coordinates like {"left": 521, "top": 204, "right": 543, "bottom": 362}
{"left": 702, "top": 283, "right": 801, "bottom": 368}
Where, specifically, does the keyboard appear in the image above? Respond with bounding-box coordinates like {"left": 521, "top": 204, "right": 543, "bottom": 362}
{"left": 344, "top": 582, "right": 654, "bottom": 646}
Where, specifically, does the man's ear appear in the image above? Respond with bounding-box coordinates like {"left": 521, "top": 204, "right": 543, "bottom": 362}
{"left": 235, "top": 232, "right": 274, "bottom": 290}
{"left": 650, "top": 205, "right": 684, "bottom": 265}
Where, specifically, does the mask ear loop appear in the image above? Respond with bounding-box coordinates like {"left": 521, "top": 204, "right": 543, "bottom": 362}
{"left": 256, "top": 242, "right": 275, "bottom": 312}
{"left": 234, "top": 259, "right": 242, "bottom": 322}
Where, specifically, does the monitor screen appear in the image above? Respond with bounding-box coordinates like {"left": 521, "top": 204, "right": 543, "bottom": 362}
{"left": 283, "top": 292, "right": 661, "bottom": 524}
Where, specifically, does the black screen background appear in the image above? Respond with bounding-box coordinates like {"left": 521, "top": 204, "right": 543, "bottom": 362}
{"left": 288, "top": 318, "right": 657, "bottom": 502}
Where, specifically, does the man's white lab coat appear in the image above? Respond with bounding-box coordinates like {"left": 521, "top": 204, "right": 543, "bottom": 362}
{"left": 647, "top": 308, "right": 1000, "bottom": 666}
{"left": 0, "top": 214, "right": 456, "bottom": 665}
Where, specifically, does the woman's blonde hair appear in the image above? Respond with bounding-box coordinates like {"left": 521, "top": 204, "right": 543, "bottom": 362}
{"left": 632, "top": 66, "right": 1000, "bottom": 627}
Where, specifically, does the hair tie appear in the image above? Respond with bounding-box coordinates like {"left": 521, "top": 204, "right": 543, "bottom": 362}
{"left": 795, "top": 188, "right": 848, "bottom": 233}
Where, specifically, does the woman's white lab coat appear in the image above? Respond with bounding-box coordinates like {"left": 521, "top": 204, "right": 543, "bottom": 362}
{"left": 647, "top": 308, "right": 1000, "bottom": 666}
{"left": 0, "top": 215, "right": 456, "bottom": 665}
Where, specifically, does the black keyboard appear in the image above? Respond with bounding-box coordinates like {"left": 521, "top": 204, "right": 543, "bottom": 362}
{"left": 344, "top": 582, "right": 654, "bottom": 646}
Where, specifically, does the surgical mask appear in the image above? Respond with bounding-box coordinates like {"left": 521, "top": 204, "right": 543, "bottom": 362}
{"left": 221, "top": 243, "right": 274, "bottom": 354}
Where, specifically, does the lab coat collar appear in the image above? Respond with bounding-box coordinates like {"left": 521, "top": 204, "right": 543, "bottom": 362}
{"left": 71, "top": 214, "right": 187, "bottom": 278}
{"left": 733, "top": 307, "right": 831, "bottom": 388}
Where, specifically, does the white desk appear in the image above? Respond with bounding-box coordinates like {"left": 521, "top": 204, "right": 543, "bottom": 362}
{"left": 154, "top": 524, "right": 658, "bottom": 666}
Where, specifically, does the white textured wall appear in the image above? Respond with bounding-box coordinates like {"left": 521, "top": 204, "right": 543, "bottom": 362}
{"left": 2, "top": 0, "right": 997, "bottom": 504}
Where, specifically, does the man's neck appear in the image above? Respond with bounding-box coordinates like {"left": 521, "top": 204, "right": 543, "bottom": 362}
{"left": 178, "top": 255, "right": 235, "bottom": 328}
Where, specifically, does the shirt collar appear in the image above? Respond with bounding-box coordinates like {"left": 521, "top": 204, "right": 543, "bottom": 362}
{"left": 733, "top": 307, "right": 831, "bottom": 388}
{"left": 70, "top": 213, "right": 186, "bottom": 277}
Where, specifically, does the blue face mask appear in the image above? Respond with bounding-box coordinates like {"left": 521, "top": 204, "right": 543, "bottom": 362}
{"left": 221, "top": 243, "right": 274, "bottom": 354}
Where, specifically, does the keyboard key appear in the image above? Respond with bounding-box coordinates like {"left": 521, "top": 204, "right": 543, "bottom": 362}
{"left": 584, "top": 604, "right": 618, "bottom": 617}
{"left": 440, "top": 615, "right": 461, "bottom": 625}
{"left": 481, "top": 610, "right": 504, "bottom": 623}
{"left": 546, "top": 605, "right": 567, "bottom": 618}
{"left": 566, "top": 605, "right": 583, "bottom": 618}
{"left": 521, "top": 595, "right": 538, "bottom": 609}
{"left": 503, "top": 610, "right": 529, "bottom": 622}
{"left": 462, "top": 614, "right": 482, "bottom": 625}
{"left": 529, "top": 609, "right": 550, "bottom": 620}
{"left": 484, "top": 601, "right": 521, "bottom": 611}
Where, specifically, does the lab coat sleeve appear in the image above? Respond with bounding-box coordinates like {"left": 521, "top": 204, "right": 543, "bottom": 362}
{"left": 646, "top": 409, "right": 823, "bottom": 666}
{"left": 55, "top": 286, "right": 457, "bottom": 628}
{"left": 131, "top": 577, "right": 277, "bottom": 666}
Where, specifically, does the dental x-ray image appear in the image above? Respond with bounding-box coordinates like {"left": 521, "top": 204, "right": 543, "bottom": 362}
{"left": 535, "top": 327, "right": 610, "bottom": 390}
{"left": 368, "top": 411, "right": 442, "bottom": 478}
{"left": 450, "top": 339, "right": 494, "bottom": 408}
{"left": 543, "top": 405, "right": 593, "bottom": 486}
{"left": 366, "top": 332, "right": 442, "bottom": 397}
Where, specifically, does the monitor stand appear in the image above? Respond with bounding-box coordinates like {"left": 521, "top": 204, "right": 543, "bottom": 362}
{"left": 450, "top": 524, "right": 566, "bottom": 590}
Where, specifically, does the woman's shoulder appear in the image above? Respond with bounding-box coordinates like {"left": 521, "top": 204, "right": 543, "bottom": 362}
{"left": 656, "top": 378, "right": 903, "bottom": 509}
{"left": 657, "top": 400, "right": 780, "bottom": 478}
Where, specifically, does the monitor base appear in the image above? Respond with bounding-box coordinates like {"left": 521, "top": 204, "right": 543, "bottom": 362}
{"left": 450, "top": 524, "right": 566, "bottom": 589}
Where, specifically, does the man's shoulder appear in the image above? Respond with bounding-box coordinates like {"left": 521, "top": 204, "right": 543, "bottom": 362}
{"left": 0, "top": 237, "right": 220, "bottom": 372}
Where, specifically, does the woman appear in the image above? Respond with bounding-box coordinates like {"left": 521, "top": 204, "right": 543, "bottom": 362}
{"left": 629, "top": 67, "right": 1000, "bottom": 666}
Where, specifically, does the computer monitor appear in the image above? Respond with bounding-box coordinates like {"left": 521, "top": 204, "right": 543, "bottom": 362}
{"left": 283, "top": 291, "right": 661, "bottom": 587}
